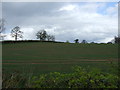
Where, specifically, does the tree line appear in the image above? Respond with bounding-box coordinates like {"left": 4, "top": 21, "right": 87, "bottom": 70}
{"left": 0, "top": 19, "right": 55, "bottom": 41}
{"left": 0, "top": 18, "right": 120, "bottom": 43}
{"left": 11, "top": 26, "right": 55, "bottom": 41}
{"left": 74, "top": 39, "right": 88, "bottom": 44}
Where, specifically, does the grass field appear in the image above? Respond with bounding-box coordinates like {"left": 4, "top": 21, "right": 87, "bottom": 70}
{"left": 2, "top": 42, "right": 118, "bottom": 75}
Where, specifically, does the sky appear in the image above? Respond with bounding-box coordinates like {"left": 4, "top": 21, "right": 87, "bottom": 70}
{"left": 2, "top": 2, "right": 118, "bottom": 43}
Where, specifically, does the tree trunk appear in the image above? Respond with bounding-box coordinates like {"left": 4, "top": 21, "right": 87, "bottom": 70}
{"left": 15, "top": 33, "right": 17, "bottom": 41}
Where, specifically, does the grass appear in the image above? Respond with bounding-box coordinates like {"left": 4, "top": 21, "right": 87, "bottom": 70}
{"left": 2, "top": 42, "right": 118, "bottom": 75}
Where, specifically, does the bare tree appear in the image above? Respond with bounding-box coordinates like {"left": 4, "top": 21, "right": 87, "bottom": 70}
{"left": 0, "top": 18, "right": 6, "bottom": 40}
{"left": 11, "top": 26, "right": 23, "bottom": 41}
{"left": 46, "top": 34, "right": 55, "bottom": 41}
{"left": 36, "top": 29, "right": 47, "bottom": 41}
{"left": 0, "top": 18, "right": 6, "bottom": 33}
{"left": 50, "top": 35, "right": 55, "bottom": 41}
{"left": 46, "top": 34, "right": 51, "bottom": 41}
{"left": 115, "top": 36, "right": 120, "bottom": 44}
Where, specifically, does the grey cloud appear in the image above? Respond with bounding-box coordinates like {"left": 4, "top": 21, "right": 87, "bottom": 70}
{"left": 2, "top": 2, "right": 68, "bottom": 27}
{"left": 2, "top": 2, "right": 118, "bottom": 43}
{"left": 2, "top": 2, "right": 66, "bottom": 17}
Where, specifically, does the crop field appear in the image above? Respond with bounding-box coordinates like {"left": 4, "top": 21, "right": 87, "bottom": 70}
{"left": 2, "top": 42, "right": 118, "bottom": 75}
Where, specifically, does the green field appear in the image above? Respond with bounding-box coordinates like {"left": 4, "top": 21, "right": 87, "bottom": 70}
{"left": 2, "top": 42, "right": 118, "bottom": 75}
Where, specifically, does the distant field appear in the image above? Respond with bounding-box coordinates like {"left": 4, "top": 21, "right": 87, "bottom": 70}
{"left": 2, "top": 42, "right": 118, "bottom": 75}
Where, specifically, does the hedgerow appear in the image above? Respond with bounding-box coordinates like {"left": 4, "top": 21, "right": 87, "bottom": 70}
{"left": 3, "top": 66, "right": 119, "bottom": 88}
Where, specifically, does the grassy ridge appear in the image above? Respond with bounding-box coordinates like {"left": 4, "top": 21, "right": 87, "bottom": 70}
{"left": 3, "top": 42, "right": 118, "bottom": 60}
{"left": 2, "top": 42, "right": 118, "bottom": 75}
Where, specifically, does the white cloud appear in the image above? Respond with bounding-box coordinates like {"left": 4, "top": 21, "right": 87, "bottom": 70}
{"left": 2, "top": 0, "right": 119, "bottom": 2}
{"left": 98, "top": 37, "right": 115, "bottom": 43}
{"left": 3, "top": 2, "right": 118, "bottom": 43}
{"left": 20, "top": 28, "right": 36, "bottom": 40}
{"left": 59, "top": 5, "right": 76, "bottom": 11}
{"left": 4, "top": 33, "right": 14, "bottom": 40}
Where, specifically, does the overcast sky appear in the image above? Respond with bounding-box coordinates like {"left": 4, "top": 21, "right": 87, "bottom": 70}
{"left": 2, "top": 2, "right": 118, "bottom": 43}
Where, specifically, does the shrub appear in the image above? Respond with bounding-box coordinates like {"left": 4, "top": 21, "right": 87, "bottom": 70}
{"left": 3, "top": 66, "right": 119, "bottom": 88}
{"left": 30, "top": 66, "right": 119, "bottom": 88}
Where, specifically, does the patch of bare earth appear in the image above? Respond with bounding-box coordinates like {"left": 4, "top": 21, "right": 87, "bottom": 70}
{"left": 2, "top": 59, "right": 118, "bottom": 65}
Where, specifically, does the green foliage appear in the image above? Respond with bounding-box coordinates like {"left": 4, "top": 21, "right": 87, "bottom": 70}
{"left": 30, "top": 66, "right": 119, "bottom": 88}
{"left": 2, "top": 42, "right": 118, "bottom": 88}
{"left": 3, "top": 66, "right": 119, "bottom": 88}
{"left": 36, "top": 30, "right": 47, "bottom": 41}
{"left": 36, "top": 30, "right": 55, "bottom": 41}
{"left": 66, "top": 40, "right": 70, "bottom": 43}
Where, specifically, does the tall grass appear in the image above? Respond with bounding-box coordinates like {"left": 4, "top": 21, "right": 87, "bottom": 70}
{"left": 2, "top": 64, "right": 34, "bottom": 88}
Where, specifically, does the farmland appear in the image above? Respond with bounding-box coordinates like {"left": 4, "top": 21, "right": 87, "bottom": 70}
{"left": 2, "top": 42, "right": 118, "bottom": 75}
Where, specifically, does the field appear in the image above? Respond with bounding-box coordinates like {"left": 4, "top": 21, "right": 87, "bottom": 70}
{"left": 2, "top": 42, "right": 118, "bottom": 75}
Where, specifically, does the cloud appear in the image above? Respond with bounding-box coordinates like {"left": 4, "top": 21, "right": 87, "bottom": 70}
{"left": 2, "top": 2, "right": 118, "bottom": 43}
{"left": 2, "top": 0, "right": 119, "bottom": 2}
{"left": 59, "top": 5, "right": 76, "bottom": 11}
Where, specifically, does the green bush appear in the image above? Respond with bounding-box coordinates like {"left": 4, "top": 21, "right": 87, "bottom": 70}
{"left": 30, "top": 66, "right": 119, "bottom": 88}
{"left": 3, "top": 66, "right": 119, "bottom": 88}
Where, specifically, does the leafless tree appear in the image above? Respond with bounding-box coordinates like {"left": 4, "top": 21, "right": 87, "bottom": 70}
{"left": 115, "top": 36, "right": 120, "bottom": 44}
{"left": 0, "top": 18, "right": 6, "bottom": 34}
{"left": 11, "top": 26, "right": 23, "bottom": 41}
{"left": 46, "top": 34, "right": 55, "bottom": 41}
{"left": 0, "top": 18, "right": 6, "bottom": 40}
{"left": 50, "top": 35, "right": 55, "bottom": 41}
{"left": 46, "top": 34, "right": 51, "bottom": 41}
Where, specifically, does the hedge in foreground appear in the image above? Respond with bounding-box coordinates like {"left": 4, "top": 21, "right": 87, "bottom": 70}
{"left": 3, "top": 66, "right": 119, "bottom": 88}
{"left": 31, "top": 66, "right": 119, "bottom": 88}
